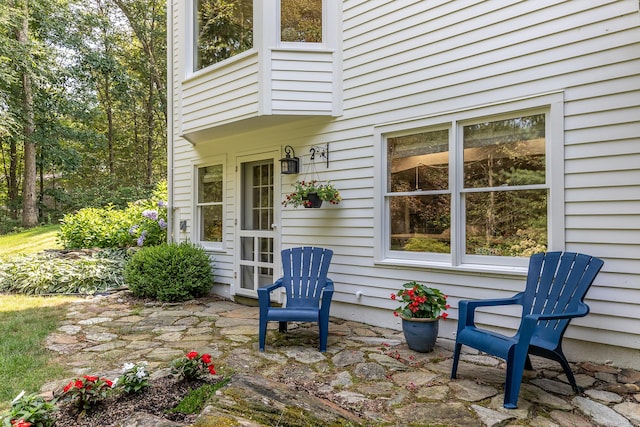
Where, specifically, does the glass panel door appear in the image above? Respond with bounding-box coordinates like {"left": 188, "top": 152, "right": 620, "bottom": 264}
{"left": 237, "top": 158, "right": 275, "bottom": 295}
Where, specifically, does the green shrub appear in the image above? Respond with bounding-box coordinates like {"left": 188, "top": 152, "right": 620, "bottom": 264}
{"left": 0, "top": 249, "right": 129, "bottom": 295}
{"left": 58, "top": 181, "right": 167, "bottom": 249}
{"left": 124, "top": 242, "right": 214, "bottom": 302}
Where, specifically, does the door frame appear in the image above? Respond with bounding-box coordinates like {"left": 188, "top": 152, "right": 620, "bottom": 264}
{"left": 233, "top": 149, "right": 281, "bottom": 299}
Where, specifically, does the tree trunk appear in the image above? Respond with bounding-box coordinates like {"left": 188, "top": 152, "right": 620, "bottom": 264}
{"left": 16, "top": 0, "right": 38, "bottom": 228}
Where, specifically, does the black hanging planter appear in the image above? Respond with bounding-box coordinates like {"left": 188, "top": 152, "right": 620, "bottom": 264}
{"left": 303, "top": 193, "right": 323, "bottom": 208}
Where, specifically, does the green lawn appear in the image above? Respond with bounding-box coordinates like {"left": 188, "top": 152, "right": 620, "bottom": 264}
{"left": 0, "top": 224, "right": 62, "bottom": 259}
{"left": 0, "top": 295, "right": 77, "bottom": 410}
{"left": 0, "top": 226, "right": 75, "bottom": 411}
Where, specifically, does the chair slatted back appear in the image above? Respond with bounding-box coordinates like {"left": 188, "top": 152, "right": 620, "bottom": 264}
{"left": 522, "top": 251, "right": 604, "bottom": 339}
{"left": 281, "top": 247, "right": 333, "bottom": 308}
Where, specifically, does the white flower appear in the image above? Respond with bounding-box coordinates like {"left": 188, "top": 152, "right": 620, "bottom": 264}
{"left": 123, "top": 362, "right": 135, "bottom": 372}
{"left": 111, "top": 378, "right": 119, "bottom": 388}
{"left": 136, "top": 367, "right": 147, "bottom": 379}
{"left": 11, "top": 390, "right": 26, "bottom": 404}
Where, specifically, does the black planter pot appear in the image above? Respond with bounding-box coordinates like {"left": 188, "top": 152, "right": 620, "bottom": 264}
{"left": 401, "top": 317, "right": 439, "bottom": 353}
{"left": 303, "top": 193, "right": 323, "bottom": 208}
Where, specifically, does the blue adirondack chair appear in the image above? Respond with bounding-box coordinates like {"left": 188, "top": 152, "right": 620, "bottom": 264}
{"left": 450, "top": 251, "right": 604, "bottom": 409}
{"left": 258, "top": 246, "right": 334, "bottom": 352}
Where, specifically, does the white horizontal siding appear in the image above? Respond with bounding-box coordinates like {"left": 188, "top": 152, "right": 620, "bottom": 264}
{"left": 170, "top": 0, "right": 640, "bottom": 360}
{"left": 181, "top": 52, "right": 260, "bottom": 135}
{"left": 270, "top": 49, "right": 334, "bottom": 114}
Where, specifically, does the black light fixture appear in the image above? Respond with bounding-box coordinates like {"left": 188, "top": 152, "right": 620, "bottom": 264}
{"left": 280, "top": 145, "right": 300, "bottom": 174}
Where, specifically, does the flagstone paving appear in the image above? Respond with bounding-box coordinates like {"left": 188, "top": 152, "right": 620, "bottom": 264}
{"left": 43, "top": 292, "right": 640, "bottom": 426}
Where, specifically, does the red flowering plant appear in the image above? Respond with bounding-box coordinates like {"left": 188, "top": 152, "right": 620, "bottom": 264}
{"left": 391, "top": 281, "right": 450, "bottom": 320}
{"left": 60, "top": 375, "right": 115, "bottom": 412}
{"left": 170, "top": 351, "right": 216, "bottom": 380}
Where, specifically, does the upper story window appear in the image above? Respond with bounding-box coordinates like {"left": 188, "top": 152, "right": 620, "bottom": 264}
{"left": 280, "top": 0, "right": 322, "bottom": 43}
{"left": 378, "top": 94, "right": 563, "bottom": 269}
{"left": 197, "top": 164, "right": 224, "bottom": 247}
{"left": 194, "top": 0, "right": 253, "bottom": 71}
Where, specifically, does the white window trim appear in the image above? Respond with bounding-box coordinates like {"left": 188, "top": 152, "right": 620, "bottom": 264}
{"left": 277, "top": 0, "right": 326, "bottom": 48}
{"left": 373, "top": 92, "right": 565, "bottom": 273}
{"left": 193, "top": 155, "right": 227, "bottom": 252}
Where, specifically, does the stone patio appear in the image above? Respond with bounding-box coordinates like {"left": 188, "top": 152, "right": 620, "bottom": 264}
{"left": 42, "top": 292, "right": 640, "bottom": 426}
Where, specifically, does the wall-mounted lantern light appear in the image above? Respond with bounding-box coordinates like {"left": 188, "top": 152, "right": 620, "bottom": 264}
{"left": 280, "top": 145, "right": 300, "bottom": 174}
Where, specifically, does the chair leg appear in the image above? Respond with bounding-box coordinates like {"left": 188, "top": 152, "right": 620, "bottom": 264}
{"left": 554, "top": 351, "right": 580, "bottom": 393}
{"left": 503, "top": 348, "right": 528, "bottom": 409}
{"left": 451, "top": 342, "right": 462, "bottom": 379}
{"left": 259, "top": 320, "right": 268, "bottom": 352}
{"left": 279, "top": 321, "right": 288, "bottom": 333}
{"left": 319, "top": 319, "right": 328, "bottom": 353}
{"left": 525, "top": 355, "right": 534, "bottom": 371}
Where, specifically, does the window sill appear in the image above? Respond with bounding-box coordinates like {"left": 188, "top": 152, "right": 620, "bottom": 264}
{"left": 374, "top": 258, "right": 528, "bottom": 278}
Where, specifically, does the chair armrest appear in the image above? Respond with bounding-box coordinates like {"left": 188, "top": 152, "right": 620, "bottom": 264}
{"left": 458, "top": 293, "right": 523, "bottom": 333}
{"left": 257, "top": 278, "right": 284, "bottom": 307}
{"left": 320, "top": 279, "right": 334, "bottom": 316}
{"left": 524, "top": 302, "right": 590, "bottom": 323}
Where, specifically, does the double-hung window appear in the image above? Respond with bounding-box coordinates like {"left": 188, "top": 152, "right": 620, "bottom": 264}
{"left": 196, "top": 164, "right": 224, "bottom": 249}
{"left": 379, "top": 95, "right": 563, "bottom": 269}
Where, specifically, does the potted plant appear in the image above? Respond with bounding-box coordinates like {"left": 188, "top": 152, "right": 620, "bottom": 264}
{"left": 282, "top": 180, "right": 342, "bottom": 208}
{"left": 391, "top": 281, "right": 450, "bottom": 352}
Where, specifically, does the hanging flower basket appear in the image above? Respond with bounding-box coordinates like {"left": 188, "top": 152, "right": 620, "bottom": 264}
{"left": 282, "top": 180, "right": 342, "bottom": 208}
{"left": 303, "top": 193, "right": 323, "bottom": 208}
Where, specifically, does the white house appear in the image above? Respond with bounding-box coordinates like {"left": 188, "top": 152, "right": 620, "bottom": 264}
{"left": 168, "top": 1, "right": 640, "bottom": 367}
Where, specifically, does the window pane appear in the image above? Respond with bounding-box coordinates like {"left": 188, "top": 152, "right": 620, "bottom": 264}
{"left": 465, "top": 189, "right": 547, "bottom": 257}
{"left": 199, "top": 205, "right": 223, "bottom": 242}
{"left": 389, "top": 195, "right": 451, "bottom": 253}
{"left": 280, "top": 0, "right": 322, "bottom": 43}
{"left": 463, "top": 114, "right": 545, "bottom": 188}
{"left": 388, "top": 130, "right": 449, "bottom": 193}
{"left": 194, "top": 0, "right": 253, "bottom": 70}
{"left": 198, "top": 165, "right": 223, "bottom": 203}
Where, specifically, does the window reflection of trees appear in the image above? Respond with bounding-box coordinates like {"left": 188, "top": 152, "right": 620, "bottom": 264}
{"left": 386, "top": 114, "right": 548, "bottom": 257}
{"left": 195, "top": 0, "right": 253, "bottom": 70}
{"left": 280, "top": 0, "right": 322, "bottom": 43}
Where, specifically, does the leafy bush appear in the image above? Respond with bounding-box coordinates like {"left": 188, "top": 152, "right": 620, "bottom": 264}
{"left": 124, "top": 242, "right": 214, "bottom": 302}
{"left": 58, "top": 181, "right": 167, "bottom": 249}
{"left": 2, "top": 390, "right": 57, "bottom": 427}
{"left": 0, "top": 249, "right": 128, "bottom": 295}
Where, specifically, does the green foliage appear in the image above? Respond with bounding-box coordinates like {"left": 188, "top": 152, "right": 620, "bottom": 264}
{"left": 57, "top": 182, "right": 167, "bottom": 249}
{"left": 2, "top": 391, "right": 57, "bottom": 427}
{"left": 116, "top": 362, "right": 150, "bottom": 395}
{"left": 391, "top": 281, "right": 449, "bottom": 320}
{"left": 171, "top": 351, "right": 216, "bottom": 380}
{"left": 0, "top": 295, "right": 75, "bottom": 411}
{"left": 403, "top": 237, "right": 450, "bottom": 253}
{"left": 124, "top": 242, "right": 214, "bottom": 302}
{"left": 171, "top": 379, "right": 230, "bottom": 415}
{"left": 0, "top": 250, "right": 128, "bottom": 295}
{"left": 60, "top": 376, "right": 114, "bottom": 412}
